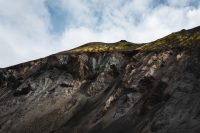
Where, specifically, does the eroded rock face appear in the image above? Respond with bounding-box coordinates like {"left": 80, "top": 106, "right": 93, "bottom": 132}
{"left": 1, "top": 33, "right": 200, "bottom": 132}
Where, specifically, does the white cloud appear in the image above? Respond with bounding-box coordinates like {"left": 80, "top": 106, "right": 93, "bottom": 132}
{"left": 0, "top": 0, "right": 58, "bottom": 67}
{"left": 0, "top": 0, "right": 200, "bottom": 67}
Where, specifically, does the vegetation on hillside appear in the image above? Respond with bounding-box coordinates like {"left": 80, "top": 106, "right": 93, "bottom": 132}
{"left": 66, "top": 40, "right": 142, "bottom": 53}
{"left": 136, "top": 29, "right": 200, "bottom": 52}
{"left": 62, "top": 26, "right": 200, "bottom": 53}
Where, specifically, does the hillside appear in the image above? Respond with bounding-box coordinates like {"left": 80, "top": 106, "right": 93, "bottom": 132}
{"left": 0, "top": 26, "right": 200, "bottom": 133}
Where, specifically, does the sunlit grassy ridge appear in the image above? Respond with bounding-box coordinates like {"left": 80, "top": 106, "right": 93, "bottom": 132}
{"left": 62, "top": 26, "right": 200, "bottom": 54}
{"left": 137, "top": 28, "right": 200, "bottom": 52}
{"left": 67, "top": 40, "right": 143, "bottom": 53}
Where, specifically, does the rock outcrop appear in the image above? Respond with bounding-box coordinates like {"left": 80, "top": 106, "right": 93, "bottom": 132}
{"left": 0, "top": 26, "right": 200, "bottom": 133}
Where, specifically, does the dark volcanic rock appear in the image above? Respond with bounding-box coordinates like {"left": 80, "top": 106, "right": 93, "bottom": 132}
{"left": 0, "top": 26, "right": 200, "bottom": 133}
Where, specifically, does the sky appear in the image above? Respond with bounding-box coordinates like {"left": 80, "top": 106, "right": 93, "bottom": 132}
{"left": 0, "top": 0, "right": 200, "bottom": 67}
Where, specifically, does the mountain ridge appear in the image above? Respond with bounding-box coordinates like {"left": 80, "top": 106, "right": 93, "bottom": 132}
{"left": 4, "top": 26, "right": 200, "bottom": 69}
{"left": 0, "top": 26, "right": 200, "bottom": 133}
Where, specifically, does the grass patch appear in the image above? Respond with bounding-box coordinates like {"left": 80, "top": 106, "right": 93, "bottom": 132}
{"left": 136, "top": 29, "right": 200, "bottom": 52}
{"left": 65, "top": 40, "right": 143, "bottom": 53}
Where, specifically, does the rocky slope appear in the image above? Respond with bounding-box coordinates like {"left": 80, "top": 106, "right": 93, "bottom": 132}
{"left": 0, "top": 26, "right": 200, "bottom": 133}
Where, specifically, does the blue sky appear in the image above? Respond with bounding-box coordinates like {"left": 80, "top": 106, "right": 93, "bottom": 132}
{"left": 0, "top": 0, "right": 200, "bottom": 67}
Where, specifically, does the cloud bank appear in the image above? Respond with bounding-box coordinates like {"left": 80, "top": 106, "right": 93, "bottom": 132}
{"left": 0, "top": 0, "right": 200, "bottom": 67}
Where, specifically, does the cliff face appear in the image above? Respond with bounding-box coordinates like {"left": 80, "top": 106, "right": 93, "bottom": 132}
{"left": 0, "top": 26, "right": 200, "bottom": 133}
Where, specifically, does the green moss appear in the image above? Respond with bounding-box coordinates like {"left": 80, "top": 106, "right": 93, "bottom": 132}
{"left": 67, "top": 41, "right": 142, "bottom": 53}
{"left": 136, "top": 31, "right": 200, "bottom": 52}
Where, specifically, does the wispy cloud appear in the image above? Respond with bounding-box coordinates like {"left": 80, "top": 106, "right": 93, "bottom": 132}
{"left": 0, "top": 0, "right": 200, "bottom": 67}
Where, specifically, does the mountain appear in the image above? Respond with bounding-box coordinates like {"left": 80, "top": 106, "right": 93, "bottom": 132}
{"left": 0, "top": 26, "right": 200, "bottom": 133}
